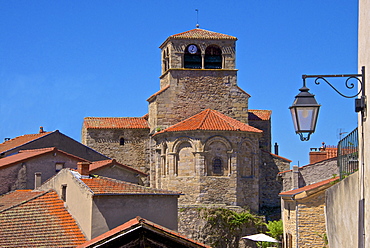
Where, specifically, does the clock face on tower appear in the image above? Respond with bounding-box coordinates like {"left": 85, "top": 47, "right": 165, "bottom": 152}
{"left": 188, "top": 45, "right": 198, "bottom": 54}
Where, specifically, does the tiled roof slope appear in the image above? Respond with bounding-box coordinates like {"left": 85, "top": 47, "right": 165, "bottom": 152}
{"left": 0, "top": 190, "right": 86, "bottom": 247}
{"left": 89, "top": 159, "right": 147, "bottom": 176}
{"left": 279, "top": 177, "right": 339, "bottom": 197}
{"left": 0, "top": 132, "right": 52, "bottom": 154}
{"left": 77, "top": 216, "right": 211, "bottom": 248}
{"left": 170, "top": 28, "right": 237, "bottom": 40}
{"left": 83, "top": 117, "right": 149, "bottom": 129}
{"left": 155, "top": 109, "right": 262, "bottom": 135}
{"left": 81, "top": 176, "right": 180, "bottom": 195}
{"left": 248, "top": 110, "right": 272, "bottom": 121}
{"left": 0, "top": 147, "right": 88, "bottom": 169}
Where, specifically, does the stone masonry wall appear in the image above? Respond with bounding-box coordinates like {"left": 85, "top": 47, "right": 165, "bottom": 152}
{"left": 282, "top": 191, "right": 327, "bottom": 248}
{"left": 259, "top": 151, "right": 290, "bottom": 212}
{"left": 83, "top": 128, "right": 150, "bottom": 173}
{"left": 296, "top": 192, "right": 327, "bottom": 247}
{"left": 154, "top": 131, "right": 261, "bottom": 212}
{"left": 150, "top": 69, "right": 249, "bottom": 132}
{"left": 279, "top": 157, "right": 338, "bottom": 192}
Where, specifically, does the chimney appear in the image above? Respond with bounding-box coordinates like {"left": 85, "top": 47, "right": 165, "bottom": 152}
{"left": 39, "top": 126, "right": 45, "bottom": 133}
{"left": 4, "top": 138, "right": 10, "bottom": 142}
{"left": 274, "top": 142, "right": 279, "bottom": 155}
{"left": 34, "top": 172, "right": 42, "bottom": 189}
{"left": 77, "top": 162, "right": 90, "bottom": 176}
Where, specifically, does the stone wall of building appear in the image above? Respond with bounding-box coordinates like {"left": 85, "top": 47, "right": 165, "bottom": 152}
{"left": 153, "top": 131, "right": 262, "bottom": 212}
{"left": 282, "top": 191, "right": 328, "bottom": 248}
{"left": 259, "top": 151, "right": 290, "bottom": 214}
{"left": 160, "top": 38, "right": 236, "bottom": 74}
{"left": 248, "top": 118, "right": 271, "bottom": 152}
{"left": 0, "top": 151, "right": 84, "bottom": 195}
{"left": 149, "top": 69, "right": 249, "bottom": 133}
{"left": 82, "top": 128, "right": 150, "bottom": 173}
{"left": 279, "top": 157, "right": 338, "bottom": 192}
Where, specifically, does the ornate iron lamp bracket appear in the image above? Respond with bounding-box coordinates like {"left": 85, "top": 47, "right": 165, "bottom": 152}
{"left": 302, "top": 66, "right": 366, "bottom": 113}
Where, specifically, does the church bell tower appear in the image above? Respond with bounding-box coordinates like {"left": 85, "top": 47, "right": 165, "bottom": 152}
{"left": 148, "top": 28, "right": 250, "bottom": 133}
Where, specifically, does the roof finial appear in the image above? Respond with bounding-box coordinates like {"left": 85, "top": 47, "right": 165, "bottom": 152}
{"left": 195, "top": 9, "right": 199, "bottom": 28}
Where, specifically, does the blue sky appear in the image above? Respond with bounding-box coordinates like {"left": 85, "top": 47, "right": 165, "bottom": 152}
{"left": 0, "top": 1, "right": 359, "bottom": 166}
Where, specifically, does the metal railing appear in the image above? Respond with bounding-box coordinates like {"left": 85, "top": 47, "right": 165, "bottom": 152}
{"left": 337, "top": 128, "right": 359, "bottom": 180}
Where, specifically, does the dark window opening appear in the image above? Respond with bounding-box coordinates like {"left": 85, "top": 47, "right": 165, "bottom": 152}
{"left": 120, "top": 138, "right": 125, "bottom": 146}
{"left": 205, "top": 45, "right": 222, "bottom": 69}
{"left": 213, "top": 158, "right": 223, "bottom": 175}
{"left": 61, "top": 184, "right": 67, "bottom": 202}
{"left": 184, "top": 44, "right": 201, "bottom": 69}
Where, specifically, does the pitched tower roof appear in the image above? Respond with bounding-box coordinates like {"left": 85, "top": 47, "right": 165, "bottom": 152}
{"left": 160, "top": 28, "right": 237, "bottom": 48}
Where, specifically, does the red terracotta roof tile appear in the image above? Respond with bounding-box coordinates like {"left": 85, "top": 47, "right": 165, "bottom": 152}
{"left": 0, "top": 132, "right": 53, "bottom": 154}
{"left": 77, "top": 216, "right": 211, "bottom": 248}
{"left": 170, "top": 28, "right": 236, "bottom": 40}
{"left": 147, "top": 85, "right": 170, "bottom": 102}
{"left": 248, "top": 110, "right": 272, "bottom": 121}
{"left": 279, "top": 177, "right": 339, "bottom": 197}
{"left": 155, "top": 109, "right": 262, "bottom": 135}
{"left": 83, "top": 117, "right": 149, "bottom": 129}
{"left": 0, "top": 147, "right": 88, "bottom": 169}
{"left": 0, "top": 190, "right": 86, "bottom": 247}
{"left": 89, "top": 159, "right": 147, "bottom": 176}
{"left": 81, "top": 177, "right": 180, "bottom": 195}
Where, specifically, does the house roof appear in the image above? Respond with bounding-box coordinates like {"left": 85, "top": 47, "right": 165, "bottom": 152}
{"left": 0, "top": 147, "right": 89, "bottom": 169}
{"left": 279, "top": 177, "right": 339, "bottom": 199}
{"left": 0, "top": 190, "right": 86, "bottom": 247}
{"left": 248, "top": 110, "right": 272, "bottom": 121}
{"left": 77, "top": 216, "right": 211, "bottom": 248}
{"left": 89, "top": 159, "right": 147, "bottom": 176}
{"left": 80, "top": 176, "right": 181, "bottom": 196}
{"left": 83, "top": 117, "right": 149, "bottom": 129}
{"left": 155, "top": 109, "right": 262, "bottom": 135}
{"left": 0, "top": 131, "right": 53, "bottom": 154}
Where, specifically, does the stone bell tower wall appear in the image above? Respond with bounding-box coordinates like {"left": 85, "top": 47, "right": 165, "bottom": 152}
{"left": 160, "top": 38, "right": 236, "bottom": 77}
{"left": 148, "top": 69, "right": 249, "bottom": 132}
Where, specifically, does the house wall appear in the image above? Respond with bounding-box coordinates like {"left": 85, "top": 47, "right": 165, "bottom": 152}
{"left": 358, "top": 0, "right": 370, "bottom": 246}
{"left": 326, "top": 172, "right": 359, "bottom": 247}
{"left": 325, "top": 1, "right": 370, "bottom": 246}
{"left": 39, "top": 169, "right": 95, "bottom": 239}
{"left": 279, "top": 158, "right": 338, "bottom": 192}
{"left": 282, "top": 191, "right": 327, "bottom": 248}
{"left": 82, "top": 128, "right": 150, "bottom": 173}
{"left": 91, "top": 195, "right": 179, "bottom": 238}
{"left": 0, "top": 152, "right": 83, "bottom": 195}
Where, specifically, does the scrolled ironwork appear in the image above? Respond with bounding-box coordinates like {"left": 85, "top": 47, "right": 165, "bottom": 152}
{"left": 313, "top": 75, "right": 363, "bottom": 98}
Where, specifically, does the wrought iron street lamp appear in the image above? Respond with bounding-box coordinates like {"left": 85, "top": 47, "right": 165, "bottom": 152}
{"left": 290, "top": 66, "right": 365, "bottom": 141}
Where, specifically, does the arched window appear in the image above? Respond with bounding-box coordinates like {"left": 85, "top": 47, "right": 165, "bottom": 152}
{"left": 213, "top": 158, "right": 223, "bottom": 175}
{"left": 184, "top": 44, "right": 201, "bottom": 69}
{"left": 119, "top": 137, "right": 125, "bottom": 146}
{"left": 205, "top": 45, "right": 222, "bottom": 69}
